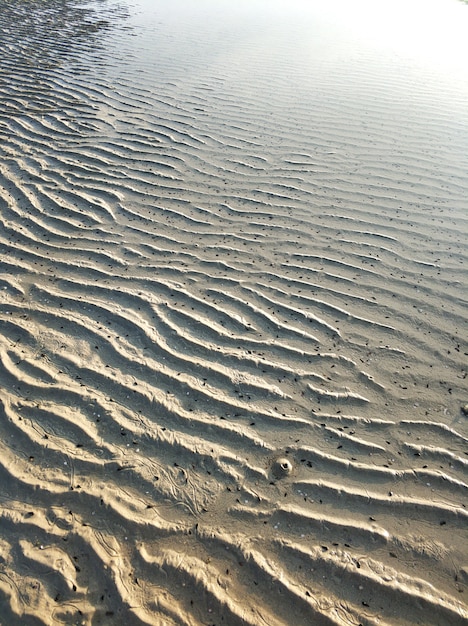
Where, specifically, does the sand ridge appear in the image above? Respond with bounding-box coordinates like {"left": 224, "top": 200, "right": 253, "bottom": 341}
{"left": 0, "top": 0, "right": 467, "bottom": 624}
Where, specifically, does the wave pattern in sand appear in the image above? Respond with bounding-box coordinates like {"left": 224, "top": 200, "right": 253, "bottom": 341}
{"left": 0, "top": 0, "right": 467, "bottom": 624}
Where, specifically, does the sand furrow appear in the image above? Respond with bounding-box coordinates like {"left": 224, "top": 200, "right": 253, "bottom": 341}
{"left": 1, "top": 0, "right": 467, "bottom": 623}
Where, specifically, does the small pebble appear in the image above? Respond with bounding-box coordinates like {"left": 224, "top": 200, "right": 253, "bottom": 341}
{"left": 461, "top": 404, "right": 468, "bottom": 416}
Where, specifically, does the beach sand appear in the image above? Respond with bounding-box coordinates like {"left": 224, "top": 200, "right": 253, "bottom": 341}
{"left": 0, "top": 0, "right": 467, "bottom": 624}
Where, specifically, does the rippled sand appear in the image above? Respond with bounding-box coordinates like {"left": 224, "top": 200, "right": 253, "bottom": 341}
{"left": 1, "top": 0, "right": 467, "bottom": 624}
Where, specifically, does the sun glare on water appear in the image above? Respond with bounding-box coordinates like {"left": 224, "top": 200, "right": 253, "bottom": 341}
{"left": 314, "top": 0, "right": 468, "bottom": 78}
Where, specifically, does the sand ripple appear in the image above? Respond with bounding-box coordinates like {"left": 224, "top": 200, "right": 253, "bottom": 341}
{"left": 1, "top": 0, "right": 467, "bottom": 624}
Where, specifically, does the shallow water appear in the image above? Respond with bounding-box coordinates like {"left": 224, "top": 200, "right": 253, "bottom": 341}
{"left": 0, "top": 0, "right": 467, "bottom": 624}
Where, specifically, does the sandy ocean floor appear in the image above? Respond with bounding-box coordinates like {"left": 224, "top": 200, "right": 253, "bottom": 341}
{"left": 0, "top": 0, "right": 467, "bottom": 624}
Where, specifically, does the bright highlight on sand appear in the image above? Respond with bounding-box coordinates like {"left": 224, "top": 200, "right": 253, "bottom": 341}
{"left": 0, "top": 0, "right": 467, "bottom": 624}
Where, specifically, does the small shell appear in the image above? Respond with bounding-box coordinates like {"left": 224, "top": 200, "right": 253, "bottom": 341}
{"left": 272, "top": 457, "right": 293, "bottom": 479}
{"left": 462, "top": 404, "right": 468, "bottom": 417}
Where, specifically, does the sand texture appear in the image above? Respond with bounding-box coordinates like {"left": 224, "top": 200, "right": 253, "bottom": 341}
{"left": 0, "top": 0, "right": 467, "bottom": 624}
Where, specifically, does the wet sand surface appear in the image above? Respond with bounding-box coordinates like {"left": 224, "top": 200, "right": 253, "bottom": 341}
{"left": 0, "top": 0, "right": 467, "bottom": 624}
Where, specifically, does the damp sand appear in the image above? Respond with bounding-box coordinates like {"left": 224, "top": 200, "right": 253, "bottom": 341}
{"left": 0, "top": 0, "right": 467, "bottom": 624}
